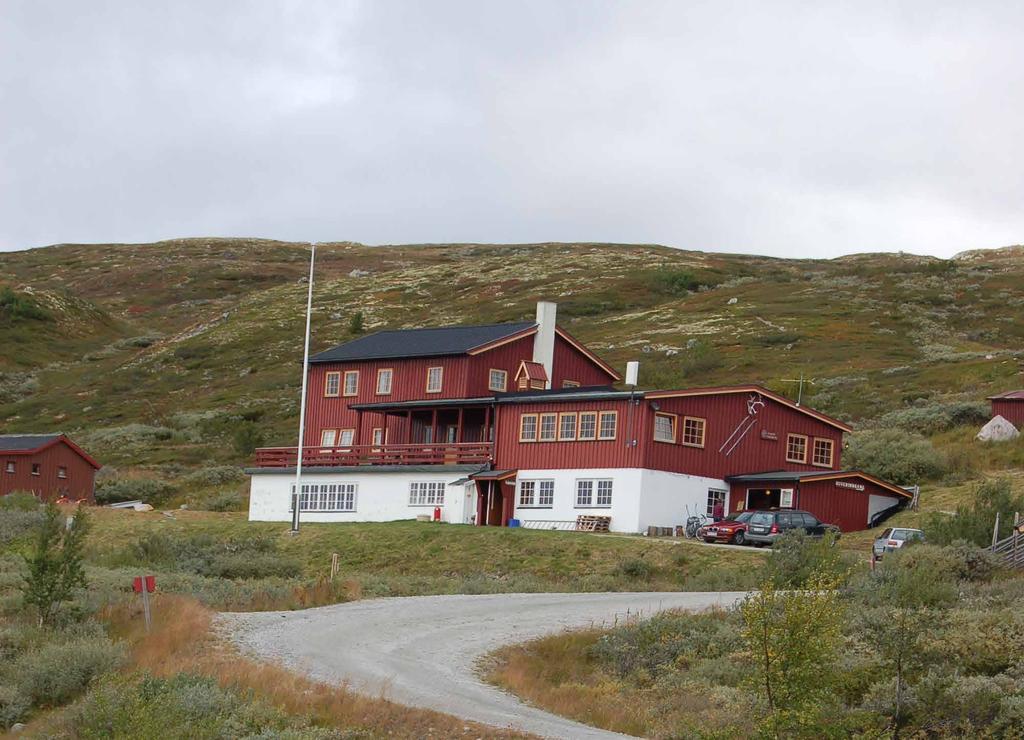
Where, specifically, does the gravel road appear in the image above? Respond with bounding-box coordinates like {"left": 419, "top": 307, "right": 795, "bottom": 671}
{"left": 220, "top": 591, "right": 747, "bottom": 739}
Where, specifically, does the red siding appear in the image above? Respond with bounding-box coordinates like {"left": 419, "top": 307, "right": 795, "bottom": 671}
{"left": 465, "top": 336, "right": 536, "bottom": 397}
{"left": 493, "top": 398, "right": 642, "bottom": 470}
{"left": 640, "top": 393, "right": 844, "bottom": 479}
{"left": 551, "top": 334, "right": 618, "bottom": 388}
{"left": 992, "top": 399, "right": 1024, "bottom": 427}
{"left": 1, "top": 441, "right": 97, "bottom": 502}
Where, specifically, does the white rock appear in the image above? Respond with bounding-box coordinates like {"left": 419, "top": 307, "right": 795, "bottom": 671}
{"left": 727, "top": 297, "right": 738, "bottom": 305}
{"left": 977, "top": 415, "right": 1020, "bottom": 442}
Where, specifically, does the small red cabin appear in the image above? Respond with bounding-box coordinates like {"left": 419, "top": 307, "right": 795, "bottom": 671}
{"left": 0, "top": 434, "right": 100, "bottom": 502}
{"left": 988, "top": 391, "right": 1024, "bottom": 428}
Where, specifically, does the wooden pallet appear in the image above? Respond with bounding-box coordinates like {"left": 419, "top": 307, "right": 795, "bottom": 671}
{"left": 576, "top": 514, "right": 611, "bottom": 533}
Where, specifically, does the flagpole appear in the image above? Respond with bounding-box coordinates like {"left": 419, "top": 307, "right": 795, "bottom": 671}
{"left": 291, "top": 243, "right": 316, "bottom": 534}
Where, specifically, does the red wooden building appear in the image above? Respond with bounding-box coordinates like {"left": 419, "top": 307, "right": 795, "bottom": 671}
{"left": 0, "top": 434, "right": 100, "bottom": 502}
{"left": 247, "top": 301, "right": 908, "bottom": 533}
{"left": 988, "top": 391, "right": 1024, "bottom": 427}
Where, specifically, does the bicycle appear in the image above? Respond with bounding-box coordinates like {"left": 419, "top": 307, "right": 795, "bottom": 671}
{"left": 684, "top": 512, "right": 708, "bottom": 539}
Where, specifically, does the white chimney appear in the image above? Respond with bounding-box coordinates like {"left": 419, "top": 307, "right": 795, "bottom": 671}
{"left": 533, "top": 301, "right": 557, "bottom": 389}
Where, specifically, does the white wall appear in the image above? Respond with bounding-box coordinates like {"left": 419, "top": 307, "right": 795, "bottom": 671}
{"left": 248, "top": 471, "right": 476, "bottom": 524}
{"left": 867, "top": 493, "right": 900, "bottom": 526}
{"left": 511, "top": 468, "right": 728, "bottom": 534}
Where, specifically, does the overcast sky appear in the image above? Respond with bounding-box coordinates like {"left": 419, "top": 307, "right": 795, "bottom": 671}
{"left": 2, "top": 1, "right": 1022, "bottom": 257}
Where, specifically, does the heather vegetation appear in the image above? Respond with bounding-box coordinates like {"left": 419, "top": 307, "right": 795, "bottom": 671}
{"left": 487, "top": 532, "right": 1024, "bottom": 738}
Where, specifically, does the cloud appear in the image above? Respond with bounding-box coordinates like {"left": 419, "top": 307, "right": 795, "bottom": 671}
{"left": 1, "top": 0, "right": 1022, "bottom": 257}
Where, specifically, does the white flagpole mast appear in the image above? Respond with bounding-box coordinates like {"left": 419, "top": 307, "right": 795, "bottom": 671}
{"left": 291, "top": 243, "right": 316, "bottom": 534}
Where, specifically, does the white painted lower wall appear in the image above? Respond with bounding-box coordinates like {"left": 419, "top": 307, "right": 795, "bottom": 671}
{"left": 512, "top": 467, "right": 729, "bottom": 534}
{"left": 867, "top": 493, "right": 900, "bottom": 526}
{"left": 248, "top": 470, "right": 477, "bottom": 524}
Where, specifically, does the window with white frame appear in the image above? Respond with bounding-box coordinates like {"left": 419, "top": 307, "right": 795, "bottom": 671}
{"left": 4, "top": 461, "right": 14, "bottom": 474}
{"left": 519, "top": 479, "right": 554, "bottom": 508}
{"left": 324, "top": 371, "right": 340, "bottom": 397}
{"left": 562, "top": 380, "right": 580, "bottom": 388}
{"left": 519, "top": 413, "right": 538, "bottom": 442}
{"left": 654, "top": 412, "right": 676, "bottom": 443}
{"left": 290, "top": 482, "right": 357, "bottom": 512}
{"left": 780, "top": 489, "right": 795, "bottom": 508}
{"left": 706, "top": 488, "right": 727, "bottom": 516}
{"left": 558, "top": 412, "right": 578, "bottom": 440}
{"left": 489, "top": 369, "right": 508, "bottom": 392}
{"left": 409, "top": 480, "right": 446, "bottom": 506}
{"left": 578, "top": 412, "right": 597, "bottom": 440}
{"left": 682, "top": 416, "right": 706, "bottom": 448}
{"left": 57, "top": 465, "right": 67, "bottom": 479}
{"left": 338, "top": 429, "right": 355, "bottom": 447}
{"left": 376, "top": 368, "right": 393, "bottom": 395}
{"left": 372, "top": 428, "right": 385, "bottom": 448}
{"left": 343, "top": 370, "right": 359, "bottom": 396}
{"left": 539, "top": 413, "right": 557, "bottom": 441}
{"left": 321, "top": 429, "right": 338, "bottom": 447}
{"left": 31, "top": 463, "right": 40, "bottom": 476}
{"left": 598, "top": 411, "right": 617, "bottom": 440}
{"left": 812, "top": 438, "right": 834, "bottom": 467}
{"left": 426, "top": 366, "right": 443, "bottom": 393}
{"left": 786, "top": 434, "right": 808, "bottom": 463}
{"left": 576, "top": 479, "right": 613, "bottom": 508}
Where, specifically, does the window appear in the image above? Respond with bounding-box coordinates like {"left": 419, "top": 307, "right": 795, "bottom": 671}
{"left": 576, "top": 479, "right": 613, "bottom": 508}
{"left": 539, "top": 413, "right": 558, "bottom": 441}
{"left": 519, "top": 479, "right": 554, "bottom": 508}
{"left": 371, "top": 428, "right": 385, "bottom": 449}
{"left": 578, "top": 412, "right": 597, "bottom": 440}
{"left": 31, "top": 463, "right": 40, "bottom": 476}
{"left": 343, "top": 370, "right": 359, "bottom": 396}
{"left": 290, "top": 482, "right": 357, "bottom": 512}
{"left": 558, "top": 412, "right": 578, "bottom": 440}
{"left": 489, "top": 369, "right": 508, "bottom": 392}
{"left": 321, "top": 429, "right": 338, "bottom": 447}
{"left": 812, "top": 438, "right": 834, "bottom": 467}
{"left": 409, "top": 481, "right": 445, "bottom": 506}
{"left": 562, "top": 380, "right": 580, "bottom": 388}
{"left": 706, "top": 488, "right": 727, "bottom": 516}
{"left": 426, "top": 366, "right": 443, "bottom": 393}
{"left": 324, "top": 371, "right": 341, "bottom": 397}
{"left": 786, "top": 434, "right": 808, "bottom": 463}
{"left": 682, "top": 416, "right": 706, "bottom": 448}
{"left": 519, "top": 413, "right": 538, "bottom": 442}
{"left": 598, "top": 411, "right": 617, "bottom": 440}
{"left": 339, "top": 429, "right": 355, "bottom": 447}
{"left": 780, "top": 489, "right": 795, "bottom": 508}
{"left": 654, "top": 412, "right": 677, "bottom": 443}
{"left": 4, "top": 461, "right": 13, "bottom": 474}
{"left": 57, "top": 466, "right": 67, "bottom": 479}
{"left": 376, "top": 368, "right": 393, "bottom": 395}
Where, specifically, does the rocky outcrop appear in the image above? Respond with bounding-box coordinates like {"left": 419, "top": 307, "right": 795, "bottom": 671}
{"left": 977, "top": 415, "right": 1020, "bottom": 442}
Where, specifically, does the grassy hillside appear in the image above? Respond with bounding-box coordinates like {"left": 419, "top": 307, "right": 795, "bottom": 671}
{"left": 1, "top": 238, "right": 1023, "bottom": 474}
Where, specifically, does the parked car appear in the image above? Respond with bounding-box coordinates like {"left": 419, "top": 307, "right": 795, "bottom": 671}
{"left": 699, "top": 511, "right": 755, "bottom": 545}
{"left": 745, "top": 509, "right": 840, "bottom": 547}
{"left": 871, "top": 527, "right": 924, "bottom": 561}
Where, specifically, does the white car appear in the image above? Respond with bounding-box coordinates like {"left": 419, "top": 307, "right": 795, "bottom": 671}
{"left": 871, "top": 527, "right": 924, "bottom": 561}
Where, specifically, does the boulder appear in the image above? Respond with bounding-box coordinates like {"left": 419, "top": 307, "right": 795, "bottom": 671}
{"left": 977, "top": 415, "right": 1020, "bottom": 442}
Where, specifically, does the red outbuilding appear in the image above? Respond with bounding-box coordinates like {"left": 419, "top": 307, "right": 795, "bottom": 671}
{"left": 988, "top": 391, "right": 1024, "bottom": 428}
{"left": 0, "top": 434, "right": 101, "bottom": 502}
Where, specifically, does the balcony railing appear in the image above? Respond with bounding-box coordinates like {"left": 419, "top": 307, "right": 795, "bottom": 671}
{"left": 253, "top": 442, "right": 493, "bottom": 468}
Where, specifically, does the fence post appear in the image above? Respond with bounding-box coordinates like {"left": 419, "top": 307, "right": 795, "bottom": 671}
{"left": 1014, "top": 512, "right": 1020, "bottom": 567}
{"left": 991, "top": 512, "right": 1000, "bottom": 550}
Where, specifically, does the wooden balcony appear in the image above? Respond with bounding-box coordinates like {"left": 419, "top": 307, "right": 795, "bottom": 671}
{"left": 253, "top": 442, "right": 493, "bottom": 468}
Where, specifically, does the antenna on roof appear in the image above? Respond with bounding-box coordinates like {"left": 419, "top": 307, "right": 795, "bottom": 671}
{"left": 291, "top": 243, "right": 317, "bottom": 535}
{"left": 779, "top": 373, "right": 816, "bottom": 406}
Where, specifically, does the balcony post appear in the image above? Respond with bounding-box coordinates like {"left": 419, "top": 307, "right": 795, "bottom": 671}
{"left": 430, "top": 408, "right": 438, "bottom": 445}
{"left": 456, "top": 408, "right": 464, "bottom": 443}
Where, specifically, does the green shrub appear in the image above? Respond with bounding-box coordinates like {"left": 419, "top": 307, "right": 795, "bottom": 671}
{"left": 202, "top": 552, "right": 301, "bottom": 580}
{"left": 0, "top": 491, "right": 40, "bottom": 512}
{"left": 844, "top": 429, "right": 947, "bottom": 483}
{"left": 94, "top": 477, "right": 175, "bottom": 506}
{"left": 81, "top": 424, "right": 175, "bottom": 449}
{"left": 200, "top": 490, "right": 246, "bottom": 512}
{"left": 0, "top": 683, "right": 30, "bottom": 730}
{"left": 0, "top": 286, "right": 51, "bottom": 323}
{"left": 680, "top": 340, "right": 724, "bottom": 378}
{"left": 762, "top": 529, "right": 848, "bottom": 589}
{"left": 651, "top": 269, "right": 706, "bottom": 296}
{"left": 615, "top": 557, "right": 654, "bottom": 580}
{"left": 233, "top": 423, "right": 265, "bottom": 457}
{"left": 755, "top": 332, "right": 802, "bottom": 346}
{"left": 924, "top": 478, "right": 1024, "bottom": 547}
{"left": 65, "top": 673, "right": 339, "bottom": 739}
{"left": 128, "top": 532, "right": 300, "bottom": 580}
{"left": 181, "top": 465, "right": 245, "bottom": 488}
{"left": 0, "top": 508, "right": 46, "bottom": 547}
{"left": 15, "top": 635, "right": 125, "bottom": 706}
{"left": 877, "top": 401, "right": 990, "bottom": 436}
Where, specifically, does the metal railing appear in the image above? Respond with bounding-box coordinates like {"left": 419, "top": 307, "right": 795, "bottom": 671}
{"left": 254, "top": 442, "right": 492, "bottom": 468}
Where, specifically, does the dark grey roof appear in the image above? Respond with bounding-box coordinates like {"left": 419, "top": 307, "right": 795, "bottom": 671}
{"left": 310, "top": 321, "right": 535, "bottom": 363}
{"left": 0, "top": 434, "right": 61, "bottom": 452}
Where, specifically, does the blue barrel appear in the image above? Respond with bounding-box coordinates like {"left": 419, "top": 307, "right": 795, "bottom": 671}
{"left": 508, "top": 518, "right": 520, "bottom": 528}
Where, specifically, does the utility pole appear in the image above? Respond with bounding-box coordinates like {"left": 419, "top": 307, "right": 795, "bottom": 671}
{"left": 291, "top": 243, "right": 317, "bottom": 534}
{"left": 780, "top": 374, "right": 815, "bottom": 406}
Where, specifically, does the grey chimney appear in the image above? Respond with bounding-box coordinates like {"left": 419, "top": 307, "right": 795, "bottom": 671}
{"left": 532, "top": 301, "right": 556, "bottom": 389}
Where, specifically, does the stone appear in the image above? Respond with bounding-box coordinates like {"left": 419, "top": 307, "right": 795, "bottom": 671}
{"left": 11, "top": 723, "right": 25, "bottom": 733}
{"left": 977, "top": 415, "right": 1020, "bottom": 442}
{"left": 349, "top": 268, "right": 371, "bottom": 278}
{"left": 727, "top": 297, "right": 738, "bottom": 305}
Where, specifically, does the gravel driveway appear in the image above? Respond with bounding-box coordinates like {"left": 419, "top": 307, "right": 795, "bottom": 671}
{"left": 220, "top": 591, "right": 747, "bottom": 739}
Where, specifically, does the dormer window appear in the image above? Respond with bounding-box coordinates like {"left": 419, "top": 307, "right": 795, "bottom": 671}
{"left": 489, "top": 369, "right": 508, "bottom": 392}
{"left": 426, "top": 367, "right": 443, "bottom": 393}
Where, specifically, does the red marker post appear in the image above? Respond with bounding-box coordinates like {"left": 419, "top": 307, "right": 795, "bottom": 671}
{"left": 132, "top": 575, "right": 157, "bottom": 632}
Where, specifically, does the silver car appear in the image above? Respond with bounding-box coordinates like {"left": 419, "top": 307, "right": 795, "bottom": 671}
{"left": 871, "top": 527, "right": 924, "bottom": 561}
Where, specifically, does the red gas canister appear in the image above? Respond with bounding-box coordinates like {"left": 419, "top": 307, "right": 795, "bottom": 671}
{"left": 433, "top": 507, "right": 441, "bottom": 521}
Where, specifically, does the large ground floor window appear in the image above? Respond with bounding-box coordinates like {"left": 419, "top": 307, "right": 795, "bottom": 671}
{"left": 576, "top": 479, "right": 613, "bottom": 508}
{"left": 290, "top": 482, "right": 357, "bottom": 512}
{"left": 410, "top": 480, "right": 446, "bottom": 506}
{"left": 518, "top": 479, "right": 555, "bottom": 508}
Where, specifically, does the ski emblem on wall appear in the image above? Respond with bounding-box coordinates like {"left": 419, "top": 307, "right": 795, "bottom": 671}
{"left": 719, "top": 392, "right": 766, "bottom": 456}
